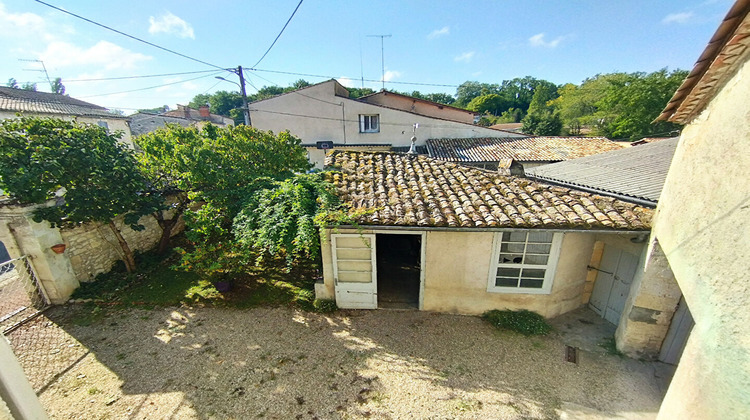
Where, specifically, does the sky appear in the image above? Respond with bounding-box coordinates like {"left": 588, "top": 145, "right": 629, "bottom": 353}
{"left": 0, "top": 0, "right": 735, "bottom": 114}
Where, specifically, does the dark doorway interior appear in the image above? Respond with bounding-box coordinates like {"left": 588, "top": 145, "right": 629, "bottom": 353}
{"left": 376, "top": 234, "right": 421, "bottom": 309}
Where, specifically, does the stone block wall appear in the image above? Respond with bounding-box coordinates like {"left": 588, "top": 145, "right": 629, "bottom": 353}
{"left": 61, "top": 212, "right": 183, "bottom": 282}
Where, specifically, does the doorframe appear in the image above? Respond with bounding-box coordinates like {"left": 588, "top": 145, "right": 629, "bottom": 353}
{"left": 373, "top": 230, "right": 426, "bottom": 310}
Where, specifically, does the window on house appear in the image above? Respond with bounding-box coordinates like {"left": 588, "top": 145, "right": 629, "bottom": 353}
{"left": 359, "top": 114, "right": 380, "bottom": 133}
{"left": 487, "top": 231, "right": 563, "bottom": 294}
{"left": 97, "top": 121, "right": 109, "bottom": 131}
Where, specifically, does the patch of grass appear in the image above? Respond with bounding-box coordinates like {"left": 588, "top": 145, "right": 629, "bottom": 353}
{"left": 70, "top": 236, "right": 324, "bottom": 310}
{"left": 482, "top": 309, "right": 552, "bottom": 336}
{"left": 599, "top": 336, "right": 625, "bottom": 357}
{"left": 88, "top": 387, "right": 101, "bottom": 395}
{"left": 454, "top": 399, "right": 482, "bottom": 412}
{"left": 70, "top": 304, "right": 106, "bottom": 326}
{"left": 312, "top": 298, "right": 337, "bottom": 313}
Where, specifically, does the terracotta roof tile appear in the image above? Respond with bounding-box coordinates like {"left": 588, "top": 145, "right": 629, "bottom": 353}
{"left": 325, "top": 151, "right": 652, "bottom": 230}
{"left": 0, "top": 87, "right": 123, "bottom": 118}
{"left": 426, "top": 137, "right": 625, "bottom": 163}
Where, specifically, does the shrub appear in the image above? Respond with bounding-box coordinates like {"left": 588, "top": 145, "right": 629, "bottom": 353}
{"left": 482, "top": 309, "right": 551, "bottom": 336}
{"left": 312, "top": 299, "right": 338, "bottom": 313}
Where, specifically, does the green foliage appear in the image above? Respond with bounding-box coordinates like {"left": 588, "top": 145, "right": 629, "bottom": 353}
{"left": 312, "top": 299, "right": 338, "bottom": 313}
{"left": 482, "top": 309, "right": 552, "bottom": 336}
{"left": 521, "top": 113, "right": 563, "bottom": 136}
{"left": 189, "top": 90, "right": 244, "bottom": 124}
{"left": 21, "top": 82, "right": 36, "bottom": 91}
{"left": 50, "top": 77, "right": 65, "bottom": 95}
{"left": 6, "top": 78, "right": 18, "bottom": 88}
{"left": 136, "top": 124, "right": 311, "bottom": 212}
{"left": 233, "top": 173, "right": 349, "bottom": 266}
{"left": 0, "top": 117, "right": 158, "bottom": 229}
{"left": 466, "top": 94, "right": 512, "bottom": 115}
{"left": 137, "top": 105, "right": 171, "bottom": 114}
{"left": 346, "top": 87, "right": 376, "bottom": 99}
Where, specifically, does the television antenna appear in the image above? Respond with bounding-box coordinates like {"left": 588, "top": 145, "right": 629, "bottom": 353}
{"left": 367, "top": 34, "right": 391, "bottom": 90}
{"left": 19, "top": 59, "right": 52, "bottom": 87}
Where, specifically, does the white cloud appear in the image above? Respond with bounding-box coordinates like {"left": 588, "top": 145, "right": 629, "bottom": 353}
{"left": 337, "top": 77, "right": 355, "bottom": 87}
{"left": 40, "top": 40, "right": 152, "bottom": 70}
{"left": 0, "top": 3, "right": 44, "bottom": 31}
{"left": 383, "top": 70, "right": 401, "bottom": 82}
{"left": 428, "top": 26, "right": 450, "bottom": 39}
{"left": 528, "top": 33, "right": 564, "bottom": 48}
{"left": 149, "top": 12, "right": 195, "bottom": 39}
{"left": 662, "top": 11, "right": 695, "bottom": 24}
{"left": 454, "top": 51, "right": 475, "bottom": 62}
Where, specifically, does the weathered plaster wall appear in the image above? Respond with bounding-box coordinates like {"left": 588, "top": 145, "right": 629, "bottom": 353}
{"left": 615, "top": 240, "right": 681, "bottom": 358}
{"left": 422, "top": 231, "right": 595, "bottom": 317}
{"left": 320, "top": 228, "right": 600, "bottom": 318}
{"left": 653, "top": 56, "right": 750, "bottom": 419}
{"left": 251, "top": 81, "right": 521, "bottom": 152}
{"left": 360, "top": 93, "right": 476, "bottom": 124}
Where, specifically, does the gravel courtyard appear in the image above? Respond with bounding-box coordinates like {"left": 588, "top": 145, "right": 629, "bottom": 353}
{"left": 9, "top": 306, "right": 669, "bottom": 419}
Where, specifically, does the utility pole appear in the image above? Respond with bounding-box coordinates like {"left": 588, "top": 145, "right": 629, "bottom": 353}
{"left": 236, "top": 65, "right": 251, "bottom": 126}
{"left": 367, "top": 34, "right": 391, "bottom": 90}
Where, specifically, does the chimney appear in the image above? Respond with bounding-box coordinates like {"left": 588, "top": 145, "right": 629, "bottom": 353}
{"left": 199, "top": 105, "right": 210, "bottom": 119}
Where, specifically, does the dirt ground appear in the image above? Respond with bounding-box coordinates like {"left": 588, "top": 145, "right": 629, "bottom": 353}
{"left": 8, "top": 305, "right": 669, "bottom": 419}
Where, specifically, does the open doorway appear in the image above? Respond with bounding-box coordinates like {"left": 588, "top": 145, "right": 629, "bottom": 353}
{"left": 376, "top": 233, "right": 421, "bottom": 309}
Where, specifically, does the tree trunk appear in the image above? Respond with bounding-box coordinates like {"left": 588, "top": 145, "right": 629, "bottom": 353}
{"left": 156, "top": 218, "right": 177, "bottom": 254}
{"left": 108, "top": 220, "right": 136, "bottom": 273}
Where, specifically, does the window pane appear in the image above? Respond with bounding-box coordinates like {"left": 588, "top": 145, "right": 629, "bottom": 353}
{"left": 497, "top": 267, "right": 521, "bottom": 278}
{"left": 527, "top": 231, "right": 553, "bottom": 243}
{"left": 500, "top": 242, "right": 525, "bottom": 253}
{"left": 520, "top": 278, "right": 544, "bottom": 288}
{"left": 524, "top": 254, "right": 549, "bottom": 265}
{"left": 526, "top": 243, "right": 551, "bottom": 254}
{"left": 503, "top": 231, "right": 527, "bottom": 243}
{"left": 498, "top": 253, "right": 523, "bottom": 264}
{"left": 521, "top": 268, "right": 546, "bottom": 279}
{"left": 496, "top": 277, "right": 519, "bottom": 287}
{"left": 371, "top": 115, "right": 379, "bottom": 130}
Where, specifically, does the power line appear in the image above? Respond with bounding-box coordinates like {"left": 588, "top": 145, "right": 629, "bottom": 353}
{"left": 32, "top": 0, "right": 228, "bottom": 71}
{"left": 248, "top": 68, "right": 461, "bottom": 88}
{"left": 247, "top": 70, "right": 343, "bottom": 106}
{"left": 64, "top": 69, "right": 221, "bottom": 83}
{"left": 251, "top": 0, "right": 304, "bottom": 68}
{"left": 77, "top": 71, "right": 223, "bottom": 98}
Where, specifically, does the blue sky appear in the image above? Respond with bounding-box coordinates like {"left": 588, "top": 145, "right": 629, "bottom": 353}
{"left": 0, "top": 0, "right": 734, "bottom": 113}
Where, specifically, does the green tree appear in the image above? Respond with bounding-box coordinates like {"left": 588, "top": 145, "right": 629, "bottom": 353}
{"left": 594, "top": 69, "right": 687, "bottom": 140}
{"left": 0, "top": 117, "right": 159, "bottom": 272}
{"left": 454, "top": 81, "right": 500, "bottom": 107}
{"left": 346, "top": 87, "right": 376, "bottom": 98}
{"left": 466, "top": 93, "right": 513, "bottom": 115}
{"left": 549, "top": 75, "right": 627, "bottom": 135}
{"left": 21, "top": 82, "right": 37, "bottom": 91}
{"left": 137, "top": 105, "right": 171, "bottom": 114}
{"left": 50, "top": 77, "right": 65, "bottom": 95}
{"left": 135, "top": 124, "right": 311, "bottom": 254}
{"left": 6, "top": 78, "right": 18, "bottom": 89}
{"left": 189, "top": 90, "right": 244, "bottom": 124}
{"left": 521, "top": 84, "right": 562, "bottom": 136}
{"left": 424, "top": 92, "right": 455, "bottom": 105}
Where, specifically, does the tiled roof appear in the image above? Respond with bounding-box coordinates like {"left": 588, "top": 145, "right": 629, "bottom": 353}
{"left": 0, "top": 87, "right": 122, "bottom": 118}
{"left": 526, "top": 138, "right": 679, "bottom": 207}
{"left": 426, "top": 137, "right": 625, "bottom": 163}
{"left": 657, "top": 1, "right": 750, "bottom": 124}
{"left": 324, "top": 151, "right": 652, "bottom": 230}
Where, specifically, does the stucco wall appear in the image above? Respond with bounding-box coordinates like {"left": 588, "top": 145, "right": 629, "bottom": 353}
{"left": 653, "top": 56, "right": 750, "bottom": 418}
{"left": 320, "top": 228, "right": 598, "bottom": 317}
{"left": 251, "top": 81, "right": 522, "bottom": 150}
{"left": 360, "top": 92, "right": 476, "bottom": 124}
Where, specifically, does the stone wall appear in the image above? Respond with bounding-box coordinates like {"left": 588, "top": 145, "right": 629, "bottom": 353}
{"left": 61, "top": 212, "right": 183, "bottom": 282}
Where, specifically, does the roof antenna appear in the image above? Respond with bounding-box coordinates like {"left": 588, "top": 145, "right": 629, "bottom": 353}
{"left": 407, "top": 123, "right": 419, "bottom": 156}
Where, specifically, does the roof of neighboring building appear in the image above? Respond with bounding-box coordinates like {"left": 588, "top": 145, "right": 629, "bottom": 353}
{"left": 357, "top": 90, "right": 478, "bottom": 116}
{"left": 0, "top": 87, "right": 124, "bottom": 118}
{"left": 657, "top": 0, "right": 750, "bottom": 124}
{"left": 426, "top": 137, "right": 626, "bottom": 163}
{"left": 631, "top": 137, "right": 674, "bottom": 145}
{"left": 129, "top": 112, "right": 193, "bottom": 136}
{"left": 324, "top": 150, "right": 652, "bottom": 230}
{"left": 525, "top": 138, "right": 679, "bottom": 207}
{"left": 489, "top": 123, "right": 523, "bottom": 131}
{"left": 163, "top": 105, "right": 233, "bottom": 125}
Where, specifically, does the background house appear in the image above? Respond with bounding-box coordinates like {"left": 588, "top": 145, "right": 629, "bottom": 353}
{"left": 249, "top": 80, "right": 525, "bottom": 168}
{"left": 130, "top": 105, "right": 233, "bottom": 137}
{"left": 0, "top": 87, "right": 134, "bottom": 148}
{"left": 317, "top": 150, "right": 653, "bottom": 320}
{"left": 426, "top": 136, "right": 626, "bottom": 171}
{"left": 356, "top": 90, "right": 479, "bottom": 124}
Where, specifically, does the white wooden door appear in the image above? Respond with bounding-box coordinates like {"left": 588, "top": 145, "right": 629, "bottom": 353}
{"left": 332, "top": 234, "right": 377, "bottom": 309}
{"left": 659, "top": 296, "right": 694, "bottom": 364}
{"left": 590, "top": 247, "right": 639, "bottom": 325}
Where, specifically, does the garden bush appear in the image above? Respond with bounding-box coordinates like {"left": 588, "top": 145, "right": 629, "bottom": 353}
{"left": 482, "top": 309, "right": 552, "bottom": 336}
